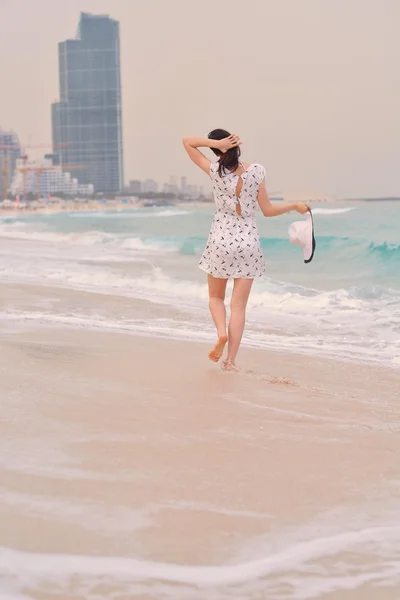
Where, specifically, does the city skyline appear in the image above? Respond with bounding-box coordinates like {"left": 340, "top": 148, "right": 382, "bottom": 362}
{"left": 127, "top": 175, "right": 204, "bottom": 198}
{"left": 0, "top": 0, "right": 399, "bottom": 198}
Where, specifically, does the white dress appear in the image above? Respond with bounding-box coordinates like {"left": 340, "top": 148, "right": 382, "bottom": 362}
{"left": 199, "top": 162, "right": 266, "bottom": 279}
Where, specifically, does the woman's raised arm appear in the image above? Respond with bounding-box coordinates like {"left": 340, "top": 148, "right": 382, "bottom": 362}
{"left": 182, "top": 135, "right": 241, "bottom": 175}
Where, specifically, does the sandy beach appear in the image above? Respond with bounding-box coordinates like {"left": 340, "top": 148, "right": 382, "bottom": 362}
{"left": 0, "top": 195, "right": 350, "bottom": 219}
{"left": 0, "top": 198, "right": 146, "bottom": 218}
{"left": 0, "top": 201, "right": 399, "bottom": 598}
{"left": 1, "top": 316, "right": 399, "bottom": 599}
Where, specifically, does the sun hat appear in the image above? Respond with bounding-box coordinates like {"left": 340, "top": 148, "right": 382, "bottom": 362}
{"left": 288, "top": 209, "right": 316, "bottom": 263}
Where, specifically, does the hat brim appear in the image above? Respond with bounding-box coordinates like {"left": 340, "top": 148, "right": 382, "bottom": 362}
{"left": 303, "top": 211, "right": 316, "bottom": 264}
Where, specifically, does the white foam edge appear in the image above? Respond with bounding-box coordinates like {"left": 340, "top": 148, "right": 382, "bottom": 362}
{"left": 311, "top": 207, "right": 357, "bottom": 215}
{"left": 0, "top": 308, "right": 398, "bottom": 368}
{"left": 1, "top": 526, "right": 400, "bottom": 588}
{"left": 68, "top": 208, "right": 192, "bottom": 218}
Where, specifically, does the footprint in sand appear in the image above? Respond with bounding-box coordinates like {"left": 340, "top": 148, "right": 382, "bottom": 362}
{"left": 244, "top": 369, "right": 297, "bottom": 386}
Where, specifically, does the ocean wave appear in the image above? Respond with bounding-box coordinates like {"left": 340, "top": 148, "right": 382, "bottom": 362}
{"left": 259, "top": 235, "right": 400, "bottom": 263}
{"left": 367, "top": 240, "right": 400, "bottom": 260}
{"left": 1, "top": 229, "right": 113, "bottom": 246}
{"left": 122, "top": 236, "right": 205, "bottom": 256}
{"left": 1, "top": 218, "right": 398, "bottom": 266}
{"left": 121, "top": 235, "right": 201, "bottom": 254}
{"left": 68, "top": 208, "right": 191, "bottom": 219}
{"left": 311, "top": 207, "right": 358, "bottom": 215}
{"left": 1, "top": 247, "right": 398, "bottom": 309}
{"left": 128, "top": 234, "right": 400, "bottom": 263}
{"left": 0, "top": 221, "right": 113, "bottom": 246}
{"left": 0, "top": 219, "right": 35, "bottom": 231}
{"left": 1, "top": 256, "right": 398, "bottom": 345}
{"left": 121, "top": 237, "right": 177, "bottom": 252}
{"left": 150, "top": 209, "right": 191, "bottom": 217}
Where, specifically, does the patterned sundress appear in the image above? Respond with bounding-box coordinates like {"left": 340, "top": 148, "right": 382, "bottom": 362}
{"left": 199, "top": 162, "right": 266, "bottom": 278}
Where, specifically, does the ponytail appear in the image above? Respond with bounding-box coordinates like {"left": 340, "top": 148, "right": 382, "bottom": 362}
{"left": 217, "top": 147, "right": 240, "bottom": 177}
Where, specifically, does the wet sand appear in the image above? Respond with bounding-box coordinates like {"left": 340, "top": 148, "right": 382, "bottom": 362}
{"left": 0, "top": 326, "right": 399, "bottom": 599}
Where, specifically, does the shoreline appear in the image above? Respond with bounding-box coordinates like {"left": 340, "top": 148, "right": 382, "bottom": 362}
{"left": 1, "top": 319, "right": 399, "bottom": 383}
{"left": 0, "top": 281, "right": 398, "bottom": 370}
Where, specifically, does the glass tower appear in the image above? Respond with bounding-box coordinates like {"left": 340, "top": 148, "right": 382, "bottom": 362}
{"left": 52, "top": 12, "right": 124, "bottom": 194}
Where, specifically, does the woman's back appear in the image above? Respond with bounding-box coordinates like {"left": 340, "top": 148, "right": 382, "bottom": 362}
{"left": 209, "top": 162, "right": 266, "bottom": 218}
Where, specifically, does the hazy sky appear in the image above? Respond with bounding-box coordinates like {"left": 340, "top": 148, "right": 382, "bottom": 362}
{"left": 1, "top": 0, "right": 399, "bottom": 197}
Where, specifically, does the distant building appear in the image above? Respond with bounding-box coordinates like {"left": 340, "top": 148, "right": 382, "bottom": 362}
{"left": 129, "top": 179, "right": 142, "bottom": 193}
{"left": 52, "top": 12, "right": 123, "bottom": 194}
{"left": 186, "top": 184, "right": 200, "bottom": 198}
{"left": 142, "top": 179, "right": 158, "bottom": 193}
{"left": 0, "top": 129, "right": 20, "bottom": 200}
{"left": 168, "top": 175, "right": 179, "bottom": 195}
{"left": 10, "top": 157, "right": 94, "bottom": 198}
{"left": 180, "top": 176, "right": 187, "bottom": 194}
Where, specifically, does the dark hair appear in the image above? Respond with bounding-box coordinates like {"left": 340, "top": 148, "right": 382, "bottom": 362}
{"left": 208, "top": 128, "right": 241, "bottom": 177}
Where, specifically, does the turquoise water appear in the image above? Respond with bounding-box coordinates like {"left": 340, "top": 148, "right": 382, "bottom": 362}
{"left": 22, "top": 203, "right": 398, "bottom": 288}
{"left": 0, "top": 202, "right": 399, "bottom": 366}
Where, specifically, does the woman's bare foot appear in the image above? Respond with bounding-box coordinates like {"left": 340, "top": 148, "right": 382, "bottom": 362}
{"left": 222, "top": 359, "right": 240, "bottom": 372}
{"left": 208, "top": 335, "right": 228, "bottom": 363}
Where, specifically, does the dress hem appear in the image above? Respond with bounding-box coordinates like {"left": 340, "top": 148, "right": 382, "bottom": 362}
{"left": 198, "top": 264, "right": 265, "bottom": 279}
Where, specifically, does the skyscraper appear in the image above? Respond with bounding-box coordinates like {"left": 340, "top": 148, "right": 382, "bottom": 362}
{"left": 52, "top": 12, "right": 124, "bottom": 194}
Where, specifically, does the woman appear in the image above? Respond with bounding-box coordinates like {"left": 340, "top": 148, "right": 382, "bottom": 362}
{"left": 182, "top": 129, "right": 308, "bottom": 371}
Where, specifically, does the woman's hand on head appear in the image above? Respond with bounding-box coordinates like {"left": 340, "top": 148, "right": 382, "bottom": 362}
{"left": 217, "top": 134, "right": 242, "bottom": 153}
{"left": 294, "top": 202, "right": 310, "bottom": 215}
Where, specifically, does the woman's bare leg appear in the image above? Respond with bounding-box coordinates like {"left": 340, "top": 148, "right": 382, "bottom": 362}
{"left": 207, "top": 275, "right": 228, "bottom": 362}
{"left": 226, "top": 278, "right": 253, "bottom": 367}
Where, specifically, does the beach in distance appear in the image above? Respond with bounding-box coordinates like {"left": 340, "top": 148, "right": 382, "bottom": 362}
{"left": 1, "top": 191, "right": 399, "bottom": 219}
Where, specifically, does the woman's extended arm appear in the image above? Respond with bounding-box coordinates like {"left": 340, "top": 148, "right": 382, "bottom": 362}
{"left": 182, "top": 134, "right": 241, "bottom": 175}
{"left": 257, "top": 179, "right": 309, "bottom": 216}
